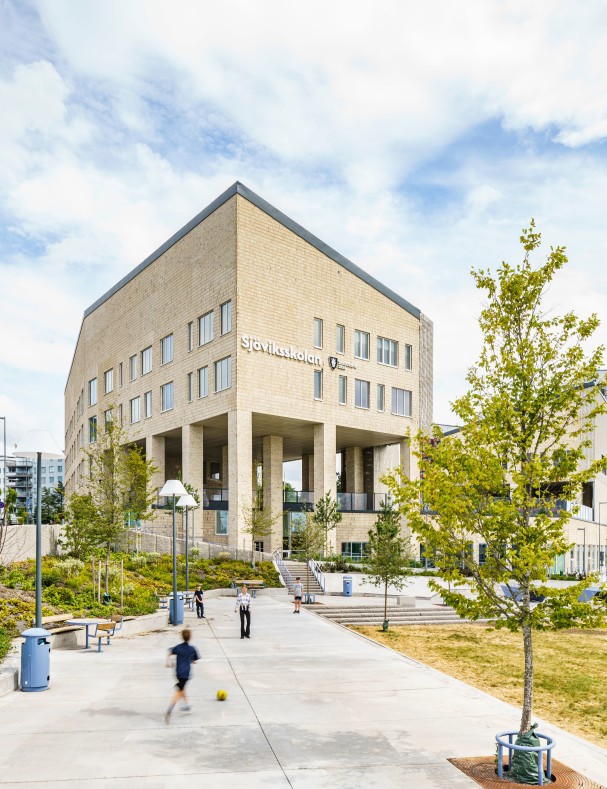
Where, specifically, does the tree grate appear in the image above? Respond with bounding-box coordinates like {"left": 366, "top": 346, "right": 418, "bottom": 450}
{"left": 448, "top": 756, "right": 605, "bottom": 788}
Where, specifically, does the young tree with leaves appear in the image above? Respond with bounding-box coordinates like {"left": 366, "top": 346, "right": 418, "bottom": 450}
{"left": 386, "top": 221, "right": 607, "bottom": 739}
{"left": 365, "top": 501, "right": 413, "bottom": 629}
{"left": 312, "top": 491, "right": 342, "bottom": 557}
{"left": 61, "top": 492, "right": 102, "bottom": 558}
{"left": 241, "top": 461, "right": 280, "bottom": 567}
{"left": 85, "top": 415, "right": 157, "bottom": 592}
{"left": 291, "top": 516, "right": 325, "bottom": 594}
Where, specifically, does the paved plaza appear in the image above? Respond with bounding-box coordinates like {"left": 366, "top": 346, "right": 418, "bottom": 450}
{"left": 1, "top": 596, "right": 606, "bottom": 787}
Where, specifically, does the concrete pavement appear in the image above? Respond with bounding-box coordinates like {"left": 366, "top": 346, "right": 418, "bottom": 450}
{"left": 1, "top": 595, "right": 606, "bottom": 787}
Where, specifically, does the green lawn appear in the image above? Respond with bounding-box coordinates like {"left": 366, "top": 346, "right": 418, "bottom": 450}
{"left": 354, "top": 624, "right": 607, "bottom": 748}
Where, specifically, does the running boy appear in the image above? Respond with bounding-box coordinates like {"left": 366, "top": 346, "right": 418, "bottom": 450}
{"left": 165, "top": 628, "right": 199, "bottom": 723}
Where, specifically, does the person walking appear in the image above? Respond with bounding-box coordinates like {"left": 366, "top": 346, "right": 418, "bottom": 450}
{"left": 194, "top": 585, "right": 205, "bottom": 618}
{"left": 165, "top": 628, "right": 199, "bottom": 723}
{"left": 235, "top": 584, "right": 251, "bottom": 638}
{"left": 293, "top": 577, "right": 303, "bottom": 613}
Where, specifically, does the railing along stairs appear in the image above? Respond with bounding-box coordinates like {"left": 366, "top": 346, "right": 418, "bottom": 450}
{"left": 274, "top": 550, "right": 294, "bottom": 593}
{"left": 308, "top": 558, "right": 326, "bottom": 593}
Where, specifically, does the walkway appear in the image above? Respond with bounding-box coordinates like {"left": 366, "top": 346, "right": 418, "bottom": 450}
{"left": 1, "top": 596, "right": 606, "bottom": 787}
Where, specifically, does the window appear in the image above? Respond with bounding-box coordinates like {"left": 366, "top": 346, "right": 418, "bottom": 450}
{"left": 210, "top": 461, "right": 221, "bottom": 480}
{"left": 161, "top": 382, "right": 174, "bottom": 412}
{"left": 377, "top": 384, "right": 385, "bottom": 412}
{"left": 404, "top": 343, "right": 412, "bottom": 371}
{"left": 392, "top": 387, "right": 412, "bottom": 417}
{"left": 58, "top": 476, "right": 62, "bottom": 483}
{"left": 144, "top": 390, "right": 152, "bottom": 419}
{"left": 199, "top": 311, "right": 214, "bottom": 346}
{"left": 215, "top": 510, "right": 228, "bottom": 535}
{"left": 214, "top": 356, "right": 232, "bottom": 392}
{"left": 88, "top": 416, "right": 97, "bottom": 443}
{"left": 141, "top": 346, "right": 152, "bottom": 375}
{"left": 129, "top": 355, "right": 137, "bottom": 381}
{"left": 336, "top": 324, "right": 345, "bottom": 354}
{"left": 198, "top": 366, "right": 208, "bottom": 398}
{"left": 377, "top": 336, "right": 398, "bottom": 367}
{"left": 220, "top": 301, "right": 232, "bottom": 335}
{"left": 130, "top": 397, "right": 141, "bottom": 423}
{"left": 160, "top": 334, "right": 174, "bottom": 365}
{"left": 314, "top": 369, "right": 323, "bottom": 400}
{"left": 118, "top": 404, "right": 123, "bottom": 425}
{"left": 118, "top": 362, "right": 123, "bottom": 387}
{"left": 187, "top": 321, "right": 193, "bottom": 352}
{"left": 49, "top": 477, "right": 54, "bottom": 484}
{"left": 104, "top": 409, "right": 113, "bottom": 431}
{"left": 58, "top": 465, "right": 62, "bottom": 472}
{"left": 338, "top": 375, "right": 347, "bottom": 405}
{"left": 341, "top": 542, "right": 368, "bottom": 559}
{"left": 354, "top": 330, "right": 370, "bottom": 360}
{"left": 478, "top": 544, "right": 487, "bottom": 565}
{"left": 187, "top": 372, "right": 193, "bottom": 402}
{"left": 355, "top": 379, "right": 370, "bottom": 409}
{"left": 88, "top": 378, "right": 97, "bottom": 406}
{"left": 314, "top": 318, "right": 323, "bottom": 349}
{"left": 104, "top": 369, "right": 113, "bottom": 394}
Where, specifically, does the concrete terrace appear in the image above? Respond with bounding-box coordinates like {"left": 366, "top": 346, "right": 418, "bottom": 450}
{"left": 1, "top": 595, "right": 606, "bottom": 788}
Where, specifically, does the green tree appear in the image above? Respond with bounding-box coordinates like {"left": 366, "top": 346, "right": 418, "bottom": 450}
{"left": 241, "top": 461, "right": 280, "bottom": 567}
{"left": 0, "top": 487, "right": 18, "bottom": 558}
{"left": 40, "top": 486, "right": 64, "bottom": 523}
{"left": 365, "top": 501, "right": 413, "bottom": 629}
{"left": 386, "top": 221, "right": 607, "bottom": 738}
{"left": 85, "top": 415, "right": 157, "bottom": 591}
{"left": 60, "top": 492, "right": 102, "bottom": 558}
{"left": 312, "top": 491, "right": 342, "bottom": 556}
{"left": 54, "top": 481, "right": 65, "bottom": 522}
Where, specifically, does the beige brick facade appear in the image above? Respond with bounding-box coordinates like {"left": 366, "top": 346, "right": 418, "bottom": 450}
{"left": 65, "top": 183, "right": 432, "bottom": 556}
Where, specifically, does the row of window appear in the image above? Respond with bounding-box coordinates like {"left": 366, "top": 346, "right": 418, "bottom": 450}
{"left": 87, "top": 357, "right": 234, "bottom": 442}
{"left": 85, "top": 301, "right": 234, "bottom": 410}
{"left": 313, "top": 319, "right": 412, "bottom": 370}
{"left": 313, "top": 370, "right": 412, "bottom": 416}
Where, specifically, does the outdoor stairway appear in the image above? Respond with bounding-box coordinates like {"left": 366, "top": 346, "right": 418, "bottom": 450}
{"left": 282, "top": 561, "right": 325, "bottom": 595}
{"left": 314, "top": 604, "right": 478, "bottom": 626}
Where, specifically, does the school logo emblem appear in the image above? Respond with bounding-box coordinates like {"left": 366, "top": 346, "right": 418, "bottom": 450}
{"left": 329, "top": 356, "right": 338, "bottom": 370}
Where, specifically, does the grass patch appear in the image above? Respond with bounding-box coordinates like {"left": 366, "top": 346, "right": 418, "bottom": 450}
{"left": 354, "top": 624, "right": 607, "bottom": 748}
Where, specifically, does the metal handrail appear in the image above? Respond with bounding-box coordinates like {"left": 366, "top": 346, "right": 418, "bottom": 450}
{"left": 308, "top": 558, "right": 326, "bottom": 593}
{"left": 274, "top": 549, "right": 294, "bottom": 593}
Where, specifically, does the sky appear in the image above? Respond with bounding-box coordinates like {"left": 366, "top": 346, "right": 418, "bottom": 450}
{"left": 1, "top": 0, "right": 607, "bottom": 455}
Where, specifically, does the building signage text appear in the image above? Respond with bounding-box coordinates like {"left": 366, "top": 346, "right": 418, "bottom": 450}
{"left": 241, "top": 335, "right": 322, "bottom": 366}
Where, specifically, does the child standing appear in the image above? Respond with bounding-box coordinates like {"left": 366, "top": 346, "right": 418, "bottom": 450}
{"left": 165, "top": 628, "right": 199, "bottom": 723}
{"left": 293, "top": 577, "right": 303, "bottom": 613}
{"left": 194, "top": 585, "right": 205, "bottom": 618}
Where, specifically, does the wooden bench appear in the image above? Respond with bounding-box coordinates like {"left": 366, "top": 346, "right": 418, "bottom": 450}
{"left": 34, "top": 613, "right": 83, "bottom": 636}
{"left": 91, "top": 622, "right": 116, "bottom": 653}
{"left": 232, "top": 580, "right": 265, "bottom": 598}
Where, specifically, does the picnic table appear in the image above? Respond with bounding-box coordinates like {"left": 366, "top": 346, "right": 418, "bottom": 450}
{"left": 66, "top": 618, "right": 112, "bottom": 650}
{"left": 232, "top": 580, "right": 265, "bottom": 597}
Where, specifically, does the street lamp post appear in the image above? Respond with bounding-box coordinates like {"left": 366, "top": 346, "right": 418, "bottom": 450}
{"left": 159, "top": 479, "right": 187, "bottom": 625}
{"left": 14, "top": 429, "right": 63, "bottom": 693}
{"left": 177, "top": 494, "right": 198, "bottom": 595}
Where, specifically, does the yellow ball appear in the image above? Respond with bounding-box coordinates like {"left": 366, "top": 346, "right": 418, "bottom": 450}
{"left": 216, "top": 689, "right": 228, "bottom": 701}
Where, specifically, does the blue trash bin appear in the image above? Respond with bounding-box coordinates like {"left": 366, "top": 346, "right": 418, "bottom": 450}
{"left": 20, "top": 627, "right": 51, "bottom": 692}
{"left": 343, "top": 576, "right": 353, "bottom": 597}
{"left": 170, "top": 593, "right": 184, "bottom": 625}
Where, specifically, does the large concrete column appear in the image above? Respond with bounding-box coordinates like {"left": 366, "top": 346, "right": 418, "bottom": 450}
{"left": 314, "top": 422, "right": 336, "bottom": 503}
{"left": 228, "top": 410, "right": 252, "bottom": 549}
{"left": 182, "top": 424, "right": 204, "bottom": 494}
{"left": 263, "top": 435, "right": 284, "bottom": 553}
{"left": 146, "top": 435, "right": 165, "bottom": 496}
{"left": 221, "top": 445, "right": 229, "bottom": 487}
{"left": 301, "top": 454, "right": 314, "bottom": 491}
{"left": 345, "top": 447, "right": 364, "bottom": 492}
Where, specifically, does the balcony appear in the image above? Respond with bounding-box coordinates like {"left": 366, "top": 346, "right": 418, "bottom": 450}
{"left": 203, "top": 488, "right": 229, "bottom": 511}
{"left": 283, "top": 491, "right": 390, "bottom": 513}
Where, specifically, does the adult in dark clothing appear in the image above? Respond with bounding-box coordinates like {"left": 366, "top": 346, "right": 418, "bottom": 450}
{"left": 194, "top": 586, "right": 204, "bottom": 618}
{"left": 165, "top": 628, "right": 199, "bottom": 723}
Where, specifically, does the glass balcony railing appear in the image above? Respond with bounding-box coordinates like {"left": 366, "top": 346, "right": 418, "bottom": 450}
{"left": 283, "top": 491, "right": 390, "bottom": 513}
{"left": 283, "top": 490, "right": 314, "bottom": 511}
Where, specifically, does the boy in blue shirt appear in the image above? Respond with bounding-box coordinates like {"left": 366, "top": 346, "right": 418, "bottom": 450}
{"left": 165, "top": 628, "right": 199, "bottom": 723}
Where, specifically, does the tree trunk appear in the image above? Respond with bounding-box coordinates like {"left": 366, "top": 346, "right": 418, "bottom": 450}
{"left": 520, "top": 620, "right": 534, "bottom": 734}
{"left": 105, "top": 543, "right": 110, "bottom": 594}
{"left": 384, "top": 579, "right": 388, "bottom": 624}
